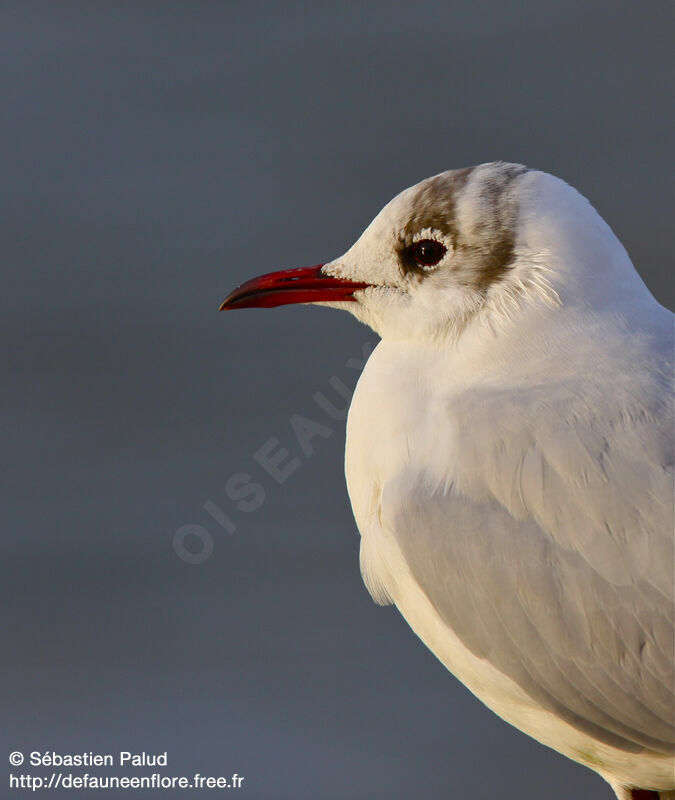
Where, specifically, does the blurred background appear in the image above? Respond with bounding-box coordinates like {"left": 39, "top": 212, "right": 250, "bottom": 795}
{"left": 2, "top": 2, "right": 672, "bottom": 798}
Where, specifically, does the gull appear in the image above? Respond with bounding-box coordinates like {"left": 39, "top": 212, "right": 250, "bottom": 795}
{"left": 220, "top": 162, "right": 674, "bottom": 799}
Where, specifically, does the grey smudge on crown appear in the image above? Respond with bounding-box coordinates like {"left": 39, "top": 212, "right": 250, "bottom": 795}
{"left": 401, "top": 166, "right": 475, "bottom": 242}
{"left": 397, "top": 167, "right": 474, "bottom": 277}
{"left": 398, "top": 162, "right": 529, "bottom": 290}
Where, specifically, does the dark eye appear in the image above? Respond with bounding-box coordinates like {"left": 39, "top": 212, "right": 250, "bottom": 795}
{"left": 411, "top": 239, "right": 446, "bottom": 268}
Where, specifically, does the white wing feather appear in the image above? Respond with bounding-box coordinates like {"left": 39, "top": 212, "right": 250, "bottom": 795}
{"left": 347, "top": 314, "right": 674, "bottom": 758}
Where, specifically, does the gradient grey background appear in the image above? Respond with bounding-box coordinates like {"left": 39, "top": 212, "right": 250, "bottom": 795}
{"left": 2, "top": 2, "right": 673, "bottom": 798}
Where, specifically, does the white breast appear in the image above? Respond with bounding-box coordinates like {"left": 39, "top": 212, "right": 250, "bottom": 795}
{"left": 344, "top": 336, "right": 675, "bottom": 794}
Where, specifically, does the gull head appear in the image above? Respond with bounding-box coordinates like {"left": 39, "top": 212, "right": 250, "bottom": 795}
{"left": 221, "top": 162, "right": 651, "bottom": 341}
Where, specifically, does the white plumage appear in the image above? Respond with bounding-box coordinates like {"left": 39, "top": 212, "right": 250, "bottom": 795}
{"left": 223, "top": 162, "right": 674, "bottom": 798}
{"left": 330, "top": 164, "right": 674, "bottom": 798}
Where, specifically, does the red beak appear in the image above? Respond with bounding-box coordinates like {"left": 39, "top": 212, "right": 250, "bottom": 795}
{"left": 219, "top": 264, "right": 370, "bottom": 310}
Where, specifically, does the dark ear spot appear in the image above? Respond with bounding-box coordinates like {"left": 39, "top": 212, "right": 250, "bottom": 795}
{"left": 395, "top": 162, "right": 529, "bottom": 289}
{"left": 470, "top": 163, "right": 528, "bottom": 290}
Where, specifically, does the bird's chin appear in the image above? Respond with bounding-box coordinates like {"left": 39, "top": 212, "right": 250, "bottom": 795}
{"left": 313, "top": 299, "right": 364, "bottom": 310}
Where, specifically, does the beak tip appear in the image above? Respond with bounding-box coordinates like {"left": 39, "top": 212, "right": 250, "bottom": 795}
{"left": 218, "top": 264, "right": 369, "bottom": 312}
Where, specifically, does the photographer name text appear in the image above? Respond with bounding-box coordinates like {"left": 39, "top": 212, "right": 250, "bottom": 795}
{"left": 27, "top": 751, "right": 168, "bottom": 768}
